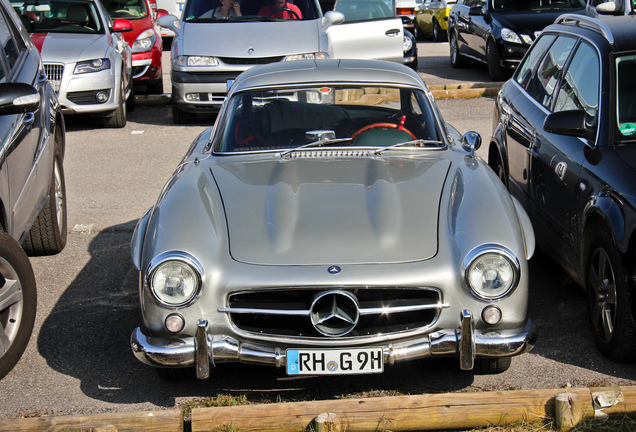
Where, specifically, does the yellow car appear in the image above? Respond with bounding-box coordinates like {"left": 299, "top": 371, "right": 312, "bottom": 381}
{"left": 414, "top": 0, "right": 455, "bottom": 41}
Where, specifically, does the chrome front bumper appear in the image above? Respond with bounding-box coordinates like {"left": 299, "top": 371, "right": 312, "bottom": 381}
{"left": 131, "top": 310, "right": 537, "bottom": 379}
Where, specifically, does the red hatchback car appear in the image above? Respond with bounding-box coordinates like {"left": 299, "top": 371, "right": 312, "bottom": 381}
{"left": 105, "top": 0, "right": 165, "bottom": 94}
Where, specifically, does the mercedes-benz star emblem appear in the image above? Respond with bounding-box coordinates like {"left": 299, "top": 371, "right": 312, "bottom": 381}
{"left": 310, "top": 290, "right": 359, "bottom": 337}
{"left": 327, "top": 266, "right": 341, "bottom": 274}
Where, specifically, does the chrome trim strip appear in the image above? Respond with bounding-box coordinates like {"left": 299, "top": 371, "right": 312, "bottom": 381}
{"left": 218, "top": 303, "right": 450, "bottom": 316}
{"left": 130, "top": 319, "right": 537, "bottom": 378}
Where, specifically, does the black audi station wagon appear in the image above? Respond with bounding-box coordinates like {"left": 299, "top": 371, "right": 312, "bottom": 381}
{"left": 488, "top": 14, "right": 636, "bottom": 362}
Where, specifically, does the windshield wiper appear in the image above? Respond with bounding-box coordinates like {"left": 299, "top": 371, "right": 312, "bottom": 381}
{"left": 374, "top": 139, "right": 443, "bottom": 155}
{"left": 280, "top": 138, "right": 352, "bottom": 157}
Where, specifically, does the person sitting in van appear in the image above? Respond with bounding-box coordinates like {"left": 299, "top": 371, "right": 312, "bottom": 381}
{"left": 202, "top": 0, "right": 242, "bottom": 18}
{"left": 258, "top": 0, "right": 301, "bottom": 18}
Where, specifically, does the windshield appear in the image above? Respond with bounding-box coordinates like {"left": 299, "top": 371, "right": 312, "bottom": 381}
{"left": 184, "top": 0, "right": 320, "bottom": 20}
{"left": 104, "top": 0, "right": 149, "bottom": 20}
{"left": 490, "top": 0, "right": 586, "bottom": 12}
{"left": 616, "top": 54, "right": 636, "bottom": 138}
{"left": 214, "top": 85, "right": 443, "bottom": 153}
{"left": 12, "top": 0, "right": 104, "bottom": 33}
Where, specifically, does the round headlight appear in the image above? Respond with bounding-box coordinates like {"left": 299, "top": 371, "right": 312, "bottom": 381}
{"left": 148, "top": 255, "right": 202, "bottom": 307}
{"left": 464, "top": 246, "right": 519, "bottom": 300}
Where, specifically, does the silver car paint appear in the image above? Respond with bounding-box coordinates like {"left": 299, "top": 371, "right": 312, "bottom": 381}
{"left": 131, "top": 59, "right": 535, "bottom": 372}
{"left": 36, "top": 2, "right": 132, "bottom": 115}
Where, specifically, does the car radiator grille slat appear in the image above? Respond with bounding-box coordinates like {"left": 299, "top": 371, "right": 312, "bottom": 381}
{"left": 223, "top": 287, "right": 446, "bottom": 339}
{"left": 43, "top": 63, "right": 64, "bottom": 93}
{"left": 219, "top": 56, "right": 286, "bottom": 65}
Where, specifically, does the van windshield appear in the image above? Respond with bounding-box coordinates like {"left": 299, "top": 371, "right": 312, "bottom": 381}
{"left": 184, "top": 0, "right": 320, "bottom": 20}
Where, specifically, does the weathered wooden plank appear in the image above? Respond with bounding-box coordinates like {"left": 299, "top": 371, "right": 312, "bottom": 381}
{"left": 0, "top": 409, "right": 183, "bottom": 432}
{"left": 191, "top": 388, "right": 600, "bottom": 432}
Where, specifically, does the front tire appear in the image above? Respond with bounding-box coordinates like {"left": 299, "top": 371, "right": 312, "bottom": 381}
{"left": 23, "top": 140, "right": 67, "bottom": 256}
{"left": 449, "top": 30, "right": 468, "bottom": 68}
{"left": 487, "top": 39, "right": 506, "bottom": 82}
{"left": 172, "top": 102, "right": 197, "bottom": 125}
{"left": 0, "top": 232, "right": 37, "bottom": 380}
{"left": 489, "top": 149, "right": 507, "bottom": 188}
{"left": 104, "top": 79, "right": 127, "bottom": 128}
{"left": 586, "top": 230, "right": 636, "bottom": 362}
{"left": 155, "top": 367, "right": 197, "bottom": 381}
{"left": 473, "top": 357, "right": 511, "bottom": 374}
{"left": 433, "top": 19, "right": 446, "bottom": 42}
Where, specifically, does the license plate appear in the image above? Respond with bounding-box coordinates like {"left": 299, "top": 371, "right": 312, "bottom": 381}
{"left": 286, "top": 348, "right": 383, "bottom": 375}
{"left": 226, "top": 80, "right": 234, "bottom": 90}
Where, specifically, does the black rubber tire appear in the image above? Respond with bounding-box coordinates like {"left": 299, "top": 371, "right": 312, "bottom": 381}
{"left": 172, "top": 102, "right": 197, "bottom": 125}
{"left": 586, "top": 230, "right": 636, "bottom": 362}
{"left": 433, "top": 19, "right": 446, "bottom": 42}
{"left": 449, "top": 30, "right": 468, "bottom": 68}
{"left": 488, "top": 149, "right": 507, "bottom": 188}
{"left": 23, "top": 140, "right": 67, "bottom": 256}
{"left": 147, "top": 79, "right": 164, "bottom": 95}
{"left": 0, "top": 232, "right": 37, "bottom": 380}
{"left": 487, "top": 39, "right": 506, "bottom": 82}
{"left": 155, "top": 366, "right": 197, "bottom": 381}
{"left": 104, "top": 79, "right": 127, "bottom": 128}
{"left": 473, "top": 357, "right": 511, "bottom": 374}
{"left": 126, "top": 83, "right": 135, "bottom": 113}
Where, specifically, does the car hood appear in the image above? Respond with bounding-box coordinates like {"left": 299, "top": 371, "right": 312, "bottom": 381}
{"left": 211, "top": 156, "right": 450, "bottom": 265}
{"left": 494, "top": 9, "right": 583, "bottom": 35}
{"left": 30, "top": 33, "right": 108, "bottom": 62}
{"left": 180, "top": 20, "right": 320, "bottom": 57}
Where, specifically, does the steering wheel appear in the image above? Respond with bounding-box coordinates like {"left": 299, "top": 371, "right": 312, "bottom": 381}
{"left": 351, "top": 122, "right": 416, "bottom": 141}
{"left": 268, "top": 7, "right": 300, "bottom": 18}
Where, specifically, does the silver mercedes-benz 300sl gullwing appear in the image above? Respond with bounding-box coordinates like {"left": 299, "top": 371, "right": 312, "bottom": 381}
{"left": 130, "top": 59, "right": 537, "bottom": 380}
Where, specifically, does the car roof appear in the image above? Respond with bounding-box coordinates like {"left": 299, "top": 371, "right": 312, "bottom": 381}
{"left": 549, "top": 14, "right": 636, "bottom": 52}
{"left": 230, "top": 59, "right": 427, "bottom": 92}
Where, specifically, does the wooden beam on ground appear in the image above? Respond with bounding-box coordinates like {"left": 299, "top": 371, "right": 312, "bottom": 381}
{"left": 0, "top": 409, "right": 183, "bottom": 432}
{"left": 190, "top": 386, "right": 636, "bottom": 432}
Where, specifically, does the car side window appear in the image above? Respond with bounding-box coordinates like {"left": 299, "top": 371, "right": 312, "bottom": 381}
{"left": 335, "top": 0, "right": 394, "bottom": 22}
{"left": 524, "top": 35, "right": 576, "bottom": 110}
{"left": 0, "top": 5, "right": 26, "bottom": 77}
{"left": 553, "top": 41, "right": 599, "bottom": 120}
{"left": 515, "top": 34, "right": 556, "bottom": 89}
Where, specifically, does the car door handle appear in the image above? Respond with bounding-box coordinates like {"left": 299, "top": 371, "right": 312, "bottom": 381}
{"left": 386, "top": 29, "right": 400, "bottom": 37}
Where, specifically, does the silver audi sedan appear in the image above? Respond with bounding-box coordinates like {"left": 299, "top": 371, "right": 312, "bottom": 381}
{"left": 130, "top": 59, "right": 537, "bottom": 381}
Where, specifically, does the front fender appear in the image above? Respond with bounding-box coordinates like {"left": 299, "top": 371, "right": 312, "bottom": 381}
{"left": 131, "top": 207, "right": 152, "bottom": 271}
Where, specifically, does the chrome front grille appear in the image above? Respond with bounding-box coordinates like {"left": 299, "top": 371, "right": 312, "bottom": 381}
{"left": 221, "top": 287, "right": 447, "bottom": 339}
{"left": 43, "top": 63, "right": 63, "bottom": 93}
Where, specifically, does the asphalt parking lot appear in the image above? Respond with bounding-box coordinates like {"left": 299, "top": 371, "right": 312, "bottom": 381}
{"left": 0, "top": 41, "right": 635, "bottom": 421}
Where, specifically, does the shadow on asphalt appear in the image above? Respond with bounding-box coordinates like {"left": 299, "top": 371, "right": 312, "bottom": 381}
{"left": 35, "top": 221, "right": 636, "bottom": 408}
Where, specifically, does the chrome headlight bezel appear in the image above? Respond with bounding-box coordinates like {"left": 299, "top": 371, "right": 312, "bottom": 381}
{"left": 462, "top": 244, "right": 520, "bottom": 301}
{"left": 146, "top": 251, "right": 203, "bottom": 308}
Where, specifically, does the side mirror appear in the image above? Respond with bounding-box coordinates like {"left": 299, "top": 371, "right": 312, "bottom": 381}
{"left": 112, "top": 18, "right": 133, "bottom": 32}
{"left": 158, "top": 13, "right": 179, "bottom": 29}
{"left": 0, "top": 83, "right": 40, "bottom": 115}
{"left": 543, "top": 110, "right": 588, "bottom": 138}
{"left": 323, "top": 10, "right": 345, "bottom": 27}
{"left": 461, "top": 131, "right": 481, "bottom": 157}
{"left": 596, "top": 1, "right": 617, "bottom": 14}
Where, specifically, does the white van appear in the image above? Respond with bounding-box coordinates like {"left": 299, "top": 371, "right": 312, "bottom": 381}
{"left": 159, "top": 0, "right": 411, "bottom": 123}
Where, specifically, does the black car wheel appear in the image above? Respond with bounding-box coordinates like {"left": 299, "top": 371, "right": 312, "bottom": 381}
{"left": 473, "top": 357, "right": 511, "bottom": 374}
{"left": 155, "top": 366, "right": 197, "bottom": 381}
{"left": 489, "top": 149, "right": 507, "bottom": 187}
{"left": 0, "top": 232, "right": 37, "bottom": 380}
{"left": 172, "top": 102, "right": 197, "bottom": 125}
{"left": 586, "top": 230, "right": 636, "bottom": 362}
{"left": 449, "top": 30, "right": 468, "bottom": 68}
{"left": 487, "top": 39, "right": 506, "bottom": 81}
{"left": 23, "top": 140, "right": 67, "bottom": 256}
{"left": 104, "top": 78, "right": 127, "bottom": 128}
{"left": 433, "top": 19, "right": 446, "bottom": 42}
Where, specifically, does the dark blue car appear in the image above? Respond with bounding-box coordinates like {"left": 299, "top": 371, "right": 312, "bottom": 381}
{"left": 447, "top": 0, "right": 585, "bottom": 80}
{"left": 488, "top": 14, "right": 636, "bottom": 362}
